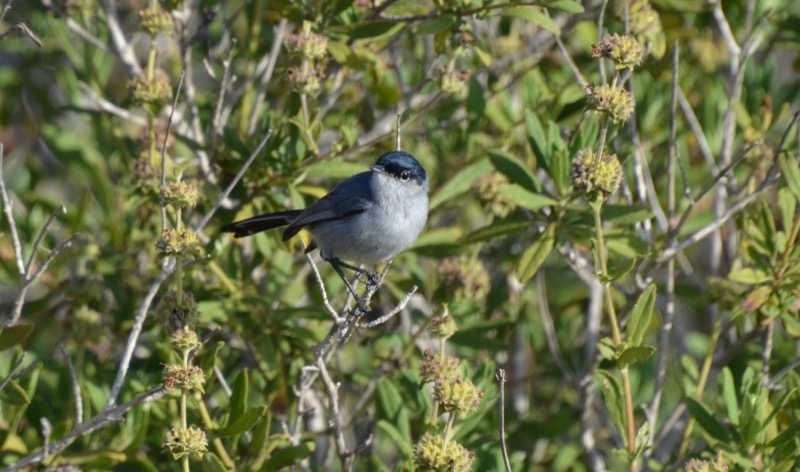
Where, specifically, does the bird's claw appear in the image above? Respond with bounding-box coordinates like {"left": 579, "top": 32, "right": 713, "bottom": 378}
{"left": 355, "top": 297, "right": 371, "bottom": 313}
{"left": 356, "top": 271, "right": 380, "bottom": 288}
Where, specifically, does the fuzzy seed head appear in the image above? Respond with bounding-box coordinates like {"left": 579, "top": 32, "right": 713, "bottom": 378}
{"left": 172, "top": 326, "right": 200, "bottom": 352}
{"left": 429, "top": 310, "right": 458, "bottom": 340}
{"left": 157, "top": 228, "right": 204, "bottom": 260}
{"left": 163, "top": 364, "right": 206, "bottom": 393}
{"left": 285, "top": 23, "right": 328, "bottom": 60}
{"left": 420, "top": 349, "right": 462, "bottom": 384}
{"left": 163, "top": 427, "right": 208, "bottom": 460}
{"left": 414, "top": 433, "right": 475, "bottom": 472}
{"left": 571, "top": 149, "right": 623, "bottom": 198}
{"left": 139, "top": 8, "right": 173, "bottom": 36}
{"left": 592, "top": 34, "right": 643, "bottom": 70}
{"left": 155, "top": 289, "right": 199, "bottom": 332}
{"left": 586, "top": 84, "right": 635, "bottom": 123}
{"left": 434, "top": 376, "right": 483, "bottom": 415}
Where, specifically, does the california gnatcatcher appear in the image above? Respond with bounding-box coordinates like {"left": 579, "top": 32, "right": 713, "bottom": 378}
{"left": 222, "top": 150, "right": 429, "bottom": 306}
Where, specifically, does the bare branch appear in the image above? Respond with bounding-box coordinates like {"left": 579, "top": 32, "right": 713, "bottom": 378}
{"left": 105, "top": 267, "right": 173, "bottom": 409}
{"left": 555, "top": 35, "right": 589, "bottom": 89}
{"left": 100, "top": 0, "right": 143, "bottom": 78}
{"left": 0, "top": 23, "right": 43, "bottom": 47}
{"left": 4, "top": 387, "right": 167, "bottom": 471}
{"left": 25, "top": 205, "right": 66, "bottom": 275}
{"left": 211, "top": 42, "right": 237, "bottom": 147}
{"left": 60, "top": 344, "right": 84, "bottom": 425}
{"left": 357, "top": 286, "right": 417, "bottom": 328}
{"left": 41, "top": 0, "right": 110, "bottom": 52}
{"left": 195, "top": 128, "right": 274, "bottom": 232}
{"left": 161, "top": 70, "right": 187, "bottom": 231}
{"left": 496, "top": 369, "right": 512, "bottom": 472}
{"left": 316, "top": 358, "right": 351, "bottom": 471}
{"left": 247, "top": 19, "right": 287, "bottom": 137}
{"left": 0, "top": 143, "right": 25, "bottom": 275}
{"left": 305, "top": 250, "right": 341, "bottom": 322}
{"left": 648, "top": 43, "right": 679, "bottom": 454}
{"left": 0, "top": 353, "right": 26, "bottom": 393}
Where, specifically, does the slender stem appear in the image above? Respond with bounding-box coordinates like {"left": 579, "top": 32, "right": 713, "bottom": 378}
{"left": 592, "top": 202, "right": 635, "bottom": 457}
{"left": 443, "top": 411, "right": 456, "bottom": 442}
{"left": 146, "top": 0, "right": 157, "bottom": 80}
{"left": 195, "top": 395, "right": 235, "bottom": 468}
{"left": 497, "top": 369, "right": 512, "bottom": 472}
{"left": 175, "top": 207, "right": 183, "bottom": 308}
{"left": 678, "top": 312, "right": 724, "bottom": 457}
{"left": 596, "top": 117, "right": 610, "bottom": 162}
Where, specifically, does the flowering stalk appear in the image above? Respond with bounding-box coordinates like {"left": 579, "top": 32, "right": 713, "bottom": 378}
{"left": 415, "top": 308, "right": 482, "bottom": 472}
{"left": 577, "top": 32, "right": 644, "bottom": 462}
{"left": 591, "top": 195, "right": 636, "bottom": 457}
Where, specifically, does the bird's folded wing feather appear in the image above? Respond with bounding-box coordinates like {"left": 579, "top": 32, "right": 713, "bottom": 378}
{"left": 282, "top": 172, "right": 374, "bottom": 240}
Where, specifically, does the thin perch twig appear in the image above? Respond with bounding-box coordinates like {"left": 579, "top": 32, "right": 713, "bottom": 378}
{"left": 496, "top": 369, "right": 512, "bottom": 472}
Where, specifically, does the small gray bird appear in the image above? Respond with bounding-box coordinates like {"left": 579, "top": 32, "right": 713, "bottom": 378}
{"left": 222, "top": 151, "right": 429, "bottom": 304}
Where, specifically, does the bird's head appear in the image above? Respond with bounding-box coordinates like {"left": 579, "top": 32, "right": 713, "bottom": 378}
{"left": 370, "top": 151, "right": 429, "bottom": 192}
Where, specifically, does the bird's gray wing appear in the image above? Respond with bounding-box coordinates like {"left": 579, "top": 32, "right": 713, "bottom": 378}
{"left": 282, "top": 171, "right": 374, "bottom": 240}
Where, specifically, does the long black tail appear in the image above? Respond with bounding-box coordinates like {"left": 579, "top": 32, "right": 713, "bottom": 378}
{"left": 221, "top": 210, "right": 303, "bottom": 238}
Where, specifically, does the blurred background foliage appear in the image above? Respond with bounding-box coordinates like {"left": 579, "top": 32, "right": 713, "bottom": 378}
{"left": 1, "top": 0, "right": 800, "bottom": 470}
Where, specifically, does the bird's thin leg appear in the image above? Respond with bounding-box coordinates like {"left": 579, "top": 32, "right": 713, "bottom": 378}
{"left": 327, "top": 258, "right": 370, "bottom": 311}
{"left": 330, "top": 259, "right": 379, "bottom": 287}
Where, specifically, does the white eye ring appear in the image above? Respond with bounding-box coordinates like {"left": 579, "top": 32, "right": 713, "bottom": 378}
{"left": 399, "top": 170, "right": 411, "bottom": 182}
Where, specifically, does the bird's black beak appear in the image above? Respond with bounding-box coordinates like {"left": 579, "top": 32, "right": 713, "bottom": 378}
{"left": 369, "top": 164, "right": 386, "bottom": 174}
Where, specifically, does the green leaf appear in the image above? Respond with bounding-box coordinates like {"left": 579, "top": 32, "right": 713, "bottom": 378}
{"left": 430, "top": 158, "right": 493, "bottom": 209}
{"left": 605, "top": 231, "right": 649, "bottom": 258}
{"left": 488, "top": 151, "right": 541, "bottom": 193}
{"left": 375, "top": 379, "right": 411, "bottom": 442}
{"left": 616, "top": 345, "right": 655, "bottom": 367}
{"left": 722, "top": 367, "right": 739, "bottom": 427}
{"left": 498, "top": 7, "right": 560, "bottom": 34}
{"left": 550, "top": 149, "right": 571, "bottom": 195}
{"left": 262, "top": 442, "right": 315, "bottom": 470}
{"left": 596, "top": 369, "right": 628, "bottom": 448}
{"left": 327, "top": 41, "right": 365, "bottom": 70}
{"left": 767, "top": 421, "right": 800, "bottom": 448}
{"left": 413, "top": 227, "right": 463, "bottom": 248}
{"left": 728, "top": 268, "right": 771, "bottom": 285}
{"left": 607, "top": 257, "right": 638, "bottom": 281}
{"left": 627, "top": 284, "right": 656, "bottom": 346}
{"left": 202, "top": 453, "right": 228, "bottom": 472}
{"left": 686, "top": 398, "right": 732, "bottom": 442}
{"left": 0, "top": 323, "right": 34, "bottom": 351}
{"left": 778, "top": 188, "right": 796, "bottom": 232}
{"left": 525, "top": 113, "right": 549, "bottom": 172}
{"left": 416, "top": 15, "right": 456, "bottom": 35}
{"left": 215, "top": 406, "right": 266, "bottom": 437}
{"left": 497, "top": 184, "right": 557, "bottom": 212}
{"left": 545, "top": 0, "right": 585, "bottom": 13}
{"left": 464, "top": 220, "right": 529, "bottom": 243}
{"left": 229, "top": 369, "right": 249, "bottom": 426}
{"left": 0, "top": 379, "right": 30, "bottom": 406}
{"left": 329, "top": 21, "right": 400, "bottom": 40}
{"left": 761, "top": 388, "right": 795, "bottom": 432}
{"left": 742, "top": 286, "right": 771, "bottom": 312}
{"left": 601, "top": 205, "right": 653, "bottom": 225}
{"left": 516, "top": 224, "right": 556, "bottom": 282}
{"left": 597, "top": 337, "right": 617, "bottom": 361}
{"left": 376, "top": 420, "right": 414, "bottom": 457}
{"left": 778, "top": 152, "right": 800, "bottom": 202}
{"left": 198, "top": 341, "right": 224, "bottom": 383}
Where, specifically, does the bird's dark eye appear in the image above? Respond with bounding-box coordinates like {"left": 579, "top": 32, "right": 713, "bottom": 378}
{"left": 399, "top": 170, "right": 411, "bottom": 182}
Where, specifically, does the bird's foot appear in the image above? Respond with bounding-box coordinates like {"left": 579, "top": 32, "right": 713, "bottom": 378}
{"left": 356, "top": 270, "right": 380, "bottom": 288}
{"left": 355, "top": 296, "right": 371, "bottom": 313}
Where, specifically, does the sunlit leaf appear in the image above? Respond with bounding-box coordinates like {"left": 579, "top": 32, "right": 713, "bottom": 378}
{"left": 627, "top": 284, "right": 656, "bottom": 346}
{"left": 516, "top": 224, "right": 556, "bottom": 282}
